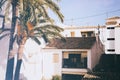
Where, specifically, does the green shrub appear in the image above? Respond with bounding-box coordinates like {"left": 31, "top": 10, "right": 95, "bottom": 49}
{"left": 52, "top": 75, "right": 61, "bottom": 80}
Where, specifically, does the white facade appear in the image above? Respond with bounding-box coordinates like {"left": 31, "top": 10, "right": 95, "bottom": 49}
{"left": 0, "top": 36, "right": 9, "bottom": 80}
{"left": 61, "top": 26, "right": 106, "bottom": 45}
{"left": 41, "top": 42, "right": 103, "bottom": 79}
{"left": 61, "top": 26, "right": 97, "bottom": 37}
{"left": 115, "top": 27, "right": 120, "bottom": 54}
{"left": 105, "top": 17, "right": 120, "bottom": 54}
{"left": 0, "top": 16, "right": 120, "bottom": 80}
{"left": 61, "top": 17, "right": 120, "bottom": 54}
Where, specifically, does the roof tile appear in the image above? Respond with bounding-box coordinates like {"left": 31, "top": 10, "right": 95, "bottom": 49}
{"left": 47, "top": 37, "right": 96, "bottom": 49}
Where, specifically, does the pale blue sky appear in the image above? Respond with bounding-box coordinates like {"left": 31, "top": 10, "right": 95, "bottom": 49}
{"left": 52, "top": 0, "right": 120, "bottom": 26}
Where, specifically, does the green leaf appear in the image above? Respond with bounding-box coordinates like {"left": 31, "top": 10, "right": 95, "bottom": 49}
{"left": 30, "top": 37, "right": 41, "bottom": 45}
{"left": 42, "top": 34, "right": 48, "bottom": 43}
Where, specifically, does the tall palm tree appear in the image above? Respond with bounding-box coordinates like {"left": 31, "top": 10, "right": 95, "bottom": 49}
{"left": 0, "top": 0, "right": 64, "bottom": 80}
{"left": 0, "top": 0, "right": 19, "bottom": 80}
{"left": 14, "top": 18, "right": 64, "bottom": 80}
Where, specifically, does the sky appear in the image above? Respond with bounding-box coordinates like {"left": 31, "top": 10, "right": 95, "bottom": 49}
{"left": 0, "top": 0, "right": 120, "bottom": 27}
{"left": 51, "top": 0, "right": 120, "bottom": 26}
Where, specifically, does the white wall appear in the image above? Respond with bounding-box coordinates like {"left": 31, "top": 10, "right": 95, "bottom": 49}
{"left": 87, "top": 50, "right": 92, "bottom": 70}
{"left": 42, "top": 50, "right": 62, "bottom": 79}
{"left": 105, "top": 17, "right": 120, "bottom": 54}
{"left": 20, "top": 38, "right": 47, "bottom": 80}
{"left": 62, "top": 26, "right": 97, "bottom": 37}
{"left": 0, "top": 36, "right": 9, "bottom": 80}
{"left": 61, "top": 29, "right": 82, "bottom": 37}
{"left": 115, "top": 27, "right": 120, "bottom": 54}
{"left": 42, "top": 47, "right": 104, "bottom": 74}
{"left": 62, "top": 25, "right": 120, "bottom": 54}
{"left": 43, "top": 49, "right": 92, "bottom": 76}
{"left": 0, "top": 24, "right": 11, "bottom": 80}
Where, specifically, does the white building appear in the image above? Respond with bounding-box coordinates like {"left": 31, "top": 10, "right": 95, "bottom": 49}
{"left": 0, "top": 16, "right": 120, "bottom": 80}
{"left": 105, "top": 17, "right": 120, "bottom": 54}
{"left": 41, "top": 37, "right": 104, "bottom": 80}
{"left": 62, "top": 16, "right": 120, "bottom": 54}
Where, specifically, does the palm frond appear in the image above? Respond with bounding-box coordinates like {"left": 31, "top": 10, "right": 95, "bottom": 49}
{"left": 53, "top": 0, "right": 61, "bottom": 2}
{"left": 30, "top": 36, "right": 41, "bottom": 45}
{"left": 33, "top": 24, "right": 64, "bottom": 33}
{"left": 44, "top": 29, "right": 62, "bottom": 37}
{"left": 28, "top": 23, "right": 64, "bottom": 43}
{"left": 39, "top": 19, "right": 49, "bottom": 23}
{"left": 40, "top": 5, "right": 54, "bottom": 23}
{"left": 0, "top": 33, "right": 10, "bottom": 40}
{"left": 0, "top": 0, "right": 64, "bottom": 46}
{"left": 4, "top": 0, "right": 12, "bottom": 22}
{"left": 0, "top": 28, "right": 11, "bottom": 34}
{"left": 43, "top": 30, "right": 65, "bottom": 42}
{"left": 31, "top": 2, "right": 53, "bottom": 24}
{"left": 0, "top": 0, "right": 7, "bottom": 11}
{"left": 44, "top": 0, "right": 64, "bottom": 22}
{"left": 42, "top": 34, "right": 48, "bottom": 43}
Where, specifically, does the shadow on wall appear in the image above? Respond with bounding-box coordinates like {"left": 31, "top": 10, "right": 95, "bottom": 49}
{"left": 93, "top": 54, "right": 120, "bottom": 72}
{"left": 19, "top": 73, "right": 27, "bottom": 80}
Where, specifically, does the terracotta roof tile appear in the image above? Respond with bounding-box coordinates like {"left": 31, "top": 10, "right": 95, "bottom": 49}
{"left": 107, "top": 16, "right": 120, "bottom": 20}
{"left": 47, "top": 37, "right": 96, "bottom": 49}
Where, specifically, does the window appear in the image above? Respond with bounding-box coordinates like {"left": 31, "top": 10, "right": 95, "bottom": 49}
{"left": 107, "top": 49, "right": 115, "bottom": 52}
{"left": 81, "top": 31, "right": 95, "bottom": 37}
{"left": 81, "top": 33, "right": 86, "bottom": 37}
{"left": 71, "top": 32, "right": 75, "bottom": 37}
{"left": 62, "top": 51, "right": 87, "bottom": 68}
{"left": 107, "top": 27, "right": 115, "bottom": 29}
{"left": 53, "top": 54, "right": 59, "bottom": 63}
{"left": 107, "top": 38, "right": 115, "bottom": 40}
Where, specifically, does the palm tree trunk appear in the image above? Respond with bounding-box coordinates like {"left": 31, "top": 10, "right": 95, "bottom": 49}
{"left": 5, "top": 0, "right": 18, "bottom": 80}
{"left": 14, "top": 43, "right": 25, "bottom": 80}
{"left": 5, "top": 57, "right": 15, "bottom": 80}
{"left": 14, "top": 59, "right": 22, "bottom": 80}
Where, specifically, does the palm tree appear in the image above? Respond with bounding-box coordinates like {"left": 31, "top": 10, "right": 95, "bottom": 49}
{"left": 0, "top": 0, "right": 64, "bottom": 80}
{"left": 0, "top": 0, "right": 19, "bottom": 80}
{"left": 14, "top": 20, "right": 64, "bottom": 80}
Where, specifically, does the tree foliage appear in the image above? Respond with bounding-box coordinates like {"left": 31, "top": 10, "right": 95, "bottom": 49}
{"left": 0, "top": 0, "right": 64, "bottom": 44}
{"left": 0, "top": 0, "right": 64, "bottom": 80}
